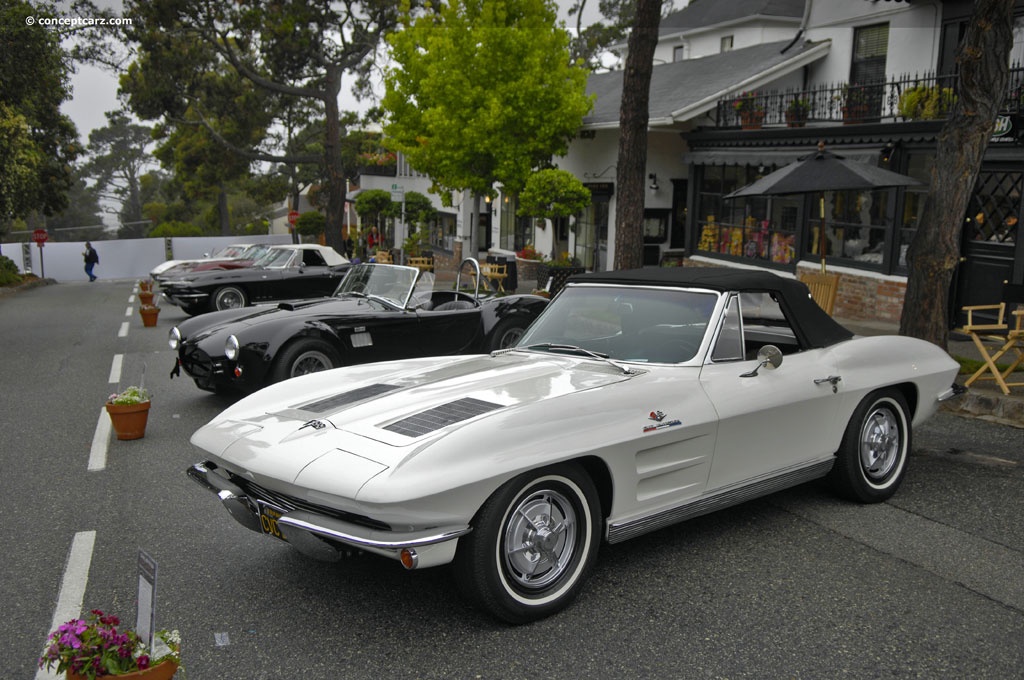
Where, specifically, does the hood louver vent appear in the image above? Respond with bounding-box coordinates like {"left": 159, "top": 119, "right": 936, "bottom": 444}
{"left": 298, "top": 383, "right": 401, "bottom": 413}
{"left": 384, "top": 397, "right": 502, "bottom": 438}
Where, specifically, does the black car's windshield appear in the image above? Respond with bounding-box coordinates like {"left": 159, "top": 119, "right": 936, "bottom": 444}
{"left": 516, "top": 285, "right": 719, "bottom": 364}
{"left": 335, "top": 264, "right": 420, "bottom": 307}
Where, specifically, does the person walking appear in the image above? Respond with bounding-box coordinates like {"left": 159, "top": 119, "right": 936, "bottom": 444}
{"left": 83, "top": 242, "right": 99, "bottom": 281}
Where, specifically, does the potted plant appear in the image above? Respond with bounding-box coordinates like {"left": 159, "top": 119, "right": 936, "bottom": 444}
{"left": 785, "top": 98, "right": 810, "bottom": 127}
{"left": 731, "top": 91, "right": 764, "bottom": 129}
{"left": 106, "top": 386, "right": 151, "bottom": 440}
{"left": 840, "top": 84, "right": 870, "bottom": 124}
{"left": 356, "top": 150, "right": 397, "bottom": 176}
{"left": 139, "top": 300, "right": 160, "bottom": 327}
{"left": 535, "top": 252, "right": 585, "bottom": 298}
{"left": 138, "top": 280, "right": 155, "bottom": 305}
{"left": 515, "top": 244, "right": 545, "bottom": 284}
{"left": 897, "top": 84, "right": 955, "bottom": 120}
{"left": 38, "top": 609, "right": 182, "bottom": 679}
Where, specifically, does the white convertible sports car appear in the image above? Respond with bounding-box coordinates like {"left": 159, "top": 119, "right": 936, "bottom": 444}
{"left": 187, "top": 267, "right": 962, "bottom": 623}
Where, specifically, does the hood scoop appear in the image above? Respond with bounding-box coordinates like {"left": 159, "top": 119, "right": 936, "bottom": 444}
{"left": 296, "top": 383, "right": 402, "bottom": 414}
{"left": 383, "top": 397, "right": 502, "bottom": 438}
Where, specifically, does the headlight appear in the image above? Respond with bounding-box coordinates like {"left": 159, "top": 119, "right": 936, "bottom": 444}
{"left": 225, "top": 335, "right": 240, "bottom": 361}
{"left": 168, "top": 327, "right": 182, "bottom": 350}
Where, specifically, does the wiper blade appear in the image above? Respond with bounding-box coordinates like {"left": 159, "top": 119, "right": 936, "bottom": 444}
{"left": 503, "top": 343, "right": 638, "bottom": 375}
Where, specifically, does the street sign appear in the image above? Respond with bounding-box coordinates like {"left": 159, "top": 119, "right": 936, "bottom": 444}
{"left": 32, "top": 229, "right": 48, "bottom": 245}
{"left": 287, "top": 210, "right": 300, "bottom": 225}
{"left": 390, "top": 184, "right": 405, "bottom": 202}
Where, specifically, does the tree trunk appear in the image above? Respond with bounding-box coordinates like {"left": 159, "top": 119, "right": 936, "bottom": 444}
{"left": 322, "top": 65, "right": 345, "bottom": 254}
{"left": 612, "top": 0, "right": 661, "bottom": 271}
{"left": 899, "top": 0, "right": 1015, "bottom": 348}
{"left": 218, "top": 186, "right": 230, "bottom": 235}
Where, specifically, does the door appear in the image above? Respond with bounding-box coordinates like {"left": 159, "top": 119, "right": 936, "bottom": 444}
{"left": 699, "top": 293, "right": 842, "bottom": 491}
{"left": 953, "top": 169, "right": 1022, "bottom": 326}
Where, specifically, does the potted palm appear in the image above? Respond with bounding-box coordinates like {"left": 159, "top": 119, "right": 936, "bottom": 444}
{"left": 106, "top": 386, "right": 151, "bottom": 440}
{"left": 39, "top": 609, "right": 182, "bottom": 679}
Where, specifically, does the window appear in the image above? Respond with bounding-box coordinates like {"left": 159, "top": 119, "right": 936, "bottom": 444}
{"left": 720, "top": 36, "right": 733, "bottom": 53}
{"left": 673, "top": 45, "right": 686, "bottom": 62}
{"left": 711, "top": 291, "right": 802, "bottom": 363}
{"left": 851, "top": 23, "right": 889, "bottom": 122}
{"left": 711, "top": 295, "right": 743, "bottom": 362}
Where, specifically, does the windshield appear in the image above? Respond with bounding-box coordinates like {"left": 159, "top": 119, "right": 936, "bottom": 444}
{"left": 335, "top": 264, "right": 421, "bottom": 307}
{"left": 238, "top": 244, "right": 270, "bottom": 260}
{"left": 253, "top": 248, "right": 297, "bottom": 269}
{"left": 516, "top": 285, "right": 719, "bottom": 364}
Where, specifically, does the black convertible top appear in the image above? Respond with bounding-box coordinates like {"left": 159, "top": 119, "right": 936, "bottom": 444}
{"left": 568, "top": 267, "right": 854, "bottom": 349}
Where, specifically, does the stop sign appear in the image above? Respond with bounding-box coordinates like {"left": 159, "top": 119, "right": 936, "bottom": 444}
{"left": 288, "top": 210, "right": 300, "bottom": 225}
{"left": 32, "top": 229, "right": 48, "bottom": 245}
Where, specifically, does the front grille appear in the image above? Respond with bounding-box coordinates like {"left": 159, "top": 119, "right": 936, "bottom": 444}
{"left": 229, "top": 474, "right": 391, "bottom": 532}
{"left": 180, "top": 345, "right": 217, "bottom": 378}
{"left": 384, "top": 397, "right": 502, "bottom": 438}
{"left": 297, "top": 383, "right": 401, "bottom": 413}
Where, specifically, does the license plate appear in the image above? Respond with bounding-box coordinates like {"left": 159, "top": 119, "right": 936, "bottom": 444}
{"left": 256, "top": 501, "right": 287, "bottom": 542}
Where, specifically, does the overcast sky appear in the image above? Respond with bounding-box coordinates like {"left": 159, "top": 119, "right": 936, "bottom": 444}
{"left": 61, "top": 1, "right": 689, "bottom": 140}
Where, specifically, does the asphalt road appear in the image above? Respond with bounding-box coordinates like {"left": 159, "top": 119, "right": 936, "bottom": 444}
{"left": 3, "top": 280, "right": 1023, "bottom": 680}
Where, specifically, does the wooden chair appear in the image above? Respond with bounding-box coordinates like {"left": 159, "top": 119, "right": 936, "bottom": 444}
{"left": 479, "top": 262, "right": 508, "bottom": 292}
{"left": 406, "top": 256, "right": 433, "bottom": 272}
{"left": 798, "top": 270, "right": 840, "bottom": 315}
{"left": 374, "top": 250, "right": 393, "bottom": 264}
{"left": 961, "top": 281, "right": 1024, "bottom": 395}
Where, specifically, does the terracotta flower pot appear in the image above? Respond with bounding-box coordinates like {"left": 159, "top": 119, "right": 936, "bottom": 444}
{"left": 67, "top": 659, "right": 178, "bottom": 680}
{"left": 105, "top": 400, "right": 151, "bottom": 440}
{"left": 138, "top": 291, "right": 155, "bottom": 305}
{"left": 140, "top": 306, "right": 160, "bottom": 327}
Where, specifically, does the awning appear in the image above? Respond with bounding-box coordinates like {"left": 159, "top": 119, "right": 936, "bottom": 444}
{"left": 686, "top": 147, "right": 881, "bottom": 167}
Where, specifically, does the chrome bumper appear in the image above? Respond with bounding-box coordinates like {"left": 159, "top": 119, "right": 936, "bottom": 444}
{"left": 186, "top": 462, "right": 469, "bottom": 568}
{"left": 938, "top": 383, "right": 969, "bottom": 402}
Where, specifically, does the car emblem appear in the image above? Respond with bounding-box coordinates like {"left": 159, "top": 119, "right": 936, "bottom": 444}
{"left": 643, "top": 410, "right": 681, "bottom": 433}
{"left": 299, "top": 419, "right": 328, "bottom": 431}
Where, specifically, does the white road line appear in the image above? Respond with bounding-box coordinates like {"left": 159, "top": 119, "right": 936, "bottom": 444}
{"left": 118, "top": 321, "right": 129, "bottom": 337}
{"left": 129, "top": 294, "right": 136, "bottom": 303}
{"left": 88, "top": 408, "right": 110, "bottom": 472}
{"left": 35, "top": 531, "right": 96, "bottom": 680}
{"left": 108, "top": 354, "right": 123, "bottom": 384}
{"left": 125, "top": 306, "right": 132, "bottom": 316}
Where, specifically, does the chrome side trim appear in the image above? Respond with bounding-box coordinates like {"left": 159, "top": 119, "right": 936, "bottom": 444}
{"left": 607, "top": 458, "right": 834, "bottom": 544}
{"left": 938, "top": 383, "right": 968, "bottom": 402}
{"left": 277, "top": 511, "right": 471, "bottom": 551}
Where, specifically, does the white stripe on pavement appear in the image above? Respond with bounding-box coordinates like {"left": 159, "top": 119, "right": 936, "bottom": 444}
{"left": 118, "top": 321, "right": 129, "bottom": 337}
{"left": 125, "top": 306, "right": 132, "bottom": 316}
{"left": 35, "top": 531, "right": 96, "bottom": 680}
{"left": 88, "top": 408, "right": 110, "bottom": 472}
{"left": 108, "top": 354, "right": 123, "bottom": 384}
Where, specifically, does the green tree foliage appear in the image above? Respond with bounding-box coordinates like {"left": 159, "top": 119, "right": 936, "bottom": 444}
{"left": 120, "top": 0, "right": 411, "bottom": 250}
{"left": 81, "top": 110, "right": 154, "bottom": 235}
{"left": 382, "top": 0, "right": 594, "bottom": 201}
{"left": 46, "top": 174, "right": 105, "bottom": 241}
{"left": 0, "top": 0, "right": 81, "bottom": 219}
{"left": 518, "top": 169, "right": 591, "bottom": 219}
{"left": 0, "top": 254, "right": 21, "bottom": 286}
{"left": 149, "top": 220, "right": 203, "bottom": 238}
{"left": 355, "top": 189, "right": 396, "bottom": 233}
{"left": 566, "top": 0, "right": 636, "bottom": 70}
{"left": 294, "top": 211, "right": 326, "bottom": 239}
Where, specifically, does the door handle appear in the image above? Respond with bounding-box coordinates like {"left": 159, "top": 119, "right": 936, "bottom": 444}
{"left": 814, "top": 375, "right": 841, "bottom": 393}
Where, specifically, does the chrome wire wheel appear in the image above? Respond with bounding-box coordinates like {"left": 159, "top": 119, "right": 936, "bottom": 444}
{"left": 859, "top": 405, "right": 901, "bottom": 482}
{"left": 502, "top": 489, "right": 577, "bottom": 590}
{"left": 290, "top": 349, "right": 333, "bottom": 377}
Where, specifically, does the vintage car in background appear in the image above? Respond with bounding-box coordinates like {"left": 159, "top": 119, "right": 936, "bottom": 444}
{"left": 170, "top": 260, "right": 549, "bottom": 393}
{"left": 160, "top": 244, "right": 349, "bottom": 315}
{"left": 153, "top": 243, "right": 275, "bottom": 284}
{"left": 150, "top": 243, "right": 254, "bottom": 281}
{"left": 186, "top": 267, "right": 962, "bottom": 623}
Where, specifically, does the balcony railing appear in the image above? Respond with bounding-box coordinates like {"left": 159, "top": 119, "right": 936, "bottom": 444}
{"left": 715, "top": 64, "right": 1024, "bottom": 128}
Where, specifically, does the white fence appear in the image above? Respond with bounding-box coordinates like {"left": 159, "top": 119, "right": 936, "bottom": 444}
{"left": 0, "top": 235, "right": 292, "bottom": 282}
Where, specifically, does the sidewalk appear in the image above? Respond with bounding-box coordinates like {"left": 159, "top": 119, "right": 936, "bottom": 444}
{"left": 839, "top": 318, "right": 1024, "bottom": 429}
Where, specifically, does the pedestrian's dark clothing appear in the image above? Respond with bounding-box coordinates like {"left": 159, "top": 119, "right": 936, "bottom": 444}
{"left": 84, "top": 244, "right": 99, "bottom": 281}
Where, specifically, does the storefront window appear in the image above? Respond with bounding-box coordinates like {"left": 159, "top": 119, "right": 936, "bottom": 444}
{"left": 805, "top": 189, "right": 891, "bottom": 266}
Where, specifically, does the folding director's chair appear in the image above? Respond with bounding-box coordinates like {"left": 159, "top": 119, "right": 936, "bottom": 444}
{"left": 960, "top": 281, "right": 1024, "bottom": 395}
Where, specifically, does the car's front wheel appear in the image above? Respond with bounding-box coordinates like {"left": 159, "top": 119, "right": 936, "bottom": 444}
{"left": 829, "top": 388, "right": 911, "bottom": 503}
{"left": 454, "top": 463, "right": 601, "bottom": 624}
{"left": 486, "top": 317, "right": 528, "bottom": 352}
{"left": 212, "top": 285, "right": 247, "bottom": 311}
{"left": 270, "top": 338, "right": 340, "bottom": 383}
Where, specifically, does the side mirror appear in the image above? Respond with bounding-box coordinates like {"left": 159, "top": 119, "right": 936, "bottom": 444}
{"left": 740, "top": 345, "right": 783, "bottom": 378}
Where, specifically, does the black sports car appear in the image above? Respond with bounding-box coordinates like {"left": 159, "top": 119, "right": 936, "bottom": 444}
{"left": 169, "top": 260, "right": 549, "bottom": 393}
{"left": 160, "top": 244, "right": 350, "bottom": 315}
